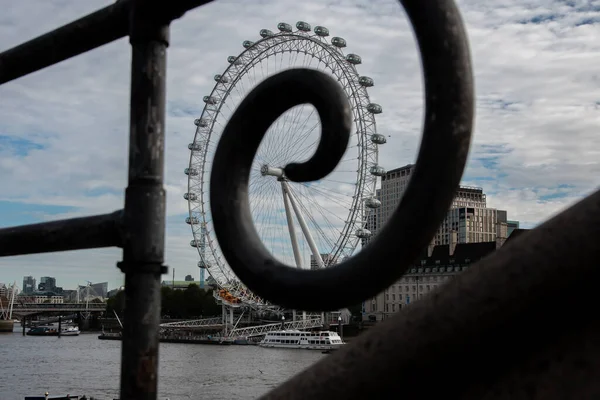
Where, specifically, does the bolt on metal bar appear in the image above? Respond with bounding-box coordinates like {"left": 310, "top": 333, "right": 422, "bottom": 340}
{"left": 0, "top": 210, "right": 124, "bottom": 256}
{"left": 261, "top": 188, "right": 600, "bottom": 399}
{"left": 117, "top": 1, "right": 169, "bottom": 398}
{"left": 0, "top": 0, "right": 214, "bottom": 85}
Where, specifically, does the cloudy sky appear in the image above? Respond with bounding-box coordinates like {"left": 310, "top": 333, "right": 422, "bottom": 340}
{"left": 0, "top": 0, "right": 598, "bottom": 292}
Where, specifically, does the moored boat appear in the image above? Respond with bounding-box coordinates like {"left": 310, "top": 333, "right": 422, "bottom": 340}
{"left": 259, "top": 329, "right": 345, "bottom": 350}
{"left": 61, "top": 326, "right": 80, "bottom": 336}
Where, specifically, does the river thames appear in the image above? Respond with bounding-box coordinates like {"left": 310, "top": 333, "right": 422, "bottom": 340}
{"left": 0, "top": 324, "right": 324, "bottom": 400}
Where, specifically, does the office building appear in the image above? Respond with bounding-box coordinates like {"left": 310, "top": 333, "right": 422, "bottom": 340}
{"left": 22, "top": 276, "right": 36, "bottom": 294}
{"left": 39, "top": 276, "right": 57, "bottom": 292}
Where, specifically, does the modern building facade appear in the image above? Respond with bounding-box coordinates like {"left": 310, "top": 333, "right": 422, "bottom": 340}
{"left": 507, "top": 220, "right": 520, "bottom": 237}
{"left": 365, "top": 163, "right": 508, "bottom": 248}
{"left": 22, "top": 276, "right": 36, "bottom": 294}
{"left": 38, "top": 276, "right": 57, "bottom": 292}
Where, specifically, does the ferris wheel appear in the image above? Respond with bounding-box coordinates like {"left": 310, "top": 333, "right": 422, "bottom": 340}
{"left": 185, "top": 21, "right": 387, "bottom": 308}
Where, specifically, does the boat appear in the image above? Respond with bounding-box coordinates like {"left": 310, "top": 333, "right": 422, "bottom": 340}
{"left": 61, "top": 326, "right": 80, "bottom": 336}
{"left": 27, "top": 326, "right": 59, "bottom": 336}
{"left": 27, "top": 322, "right": 80, "bottom": 337}
{"left": 259, "top": 329, "right": 345, "bottom": 350}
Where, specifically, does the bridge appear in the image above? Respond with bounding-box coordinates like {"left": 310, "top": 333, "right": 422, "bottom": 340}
{"left": 11, "top": 303, "right": 106, "bottom": 316}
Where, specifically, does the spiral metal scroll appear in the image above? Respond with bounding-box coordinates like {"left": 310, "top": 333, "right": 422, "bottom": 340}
{"left": 210, "top": 0, "right": 474, "bottom": 311}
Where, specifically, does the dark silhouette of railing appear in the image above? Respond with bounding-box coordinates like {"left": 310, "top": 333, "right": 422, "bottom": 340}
{"left": 1, "top": 0, "right": 597, "bottom": 399}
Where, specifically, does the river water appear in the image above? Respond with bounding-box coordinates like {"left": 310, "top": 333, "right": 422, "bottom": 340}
{"left": 0, "top": 324, "right": 323, "bottom": 400}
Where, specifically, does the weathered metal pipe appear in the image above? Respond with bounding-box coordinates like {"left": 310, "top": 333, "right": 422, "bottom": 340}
{"left": 0, "top": 210, "right": 123, "bottom": 256}
{"left": 117, "top": 1, "right": 169, "bottom": 399}
{"left": 0, "top": 0, "right": 213, "bottom": 84}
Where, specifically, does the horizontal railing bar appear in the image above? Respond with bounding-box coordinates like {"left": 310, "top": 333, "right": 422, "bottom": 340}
{"left": 0, "top": 210, "right": 124, "bottom": 257}
{"left": 0, "top": 0, "right": 214, "bottom": 85}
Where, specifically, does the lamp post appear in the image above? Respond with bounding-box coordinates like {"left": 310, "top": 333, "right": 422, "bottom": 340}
{"left": 338, "top": 315, "right": 343, "bottom": 342}
{"left": 281, "top": 315, "right": 285, "bottom": 330}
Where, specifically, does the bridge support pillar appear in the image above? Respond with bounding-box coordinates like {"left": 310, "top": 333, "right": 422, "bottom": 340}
{"left": 22, "top": 316, "right": 26, "bottom": 336}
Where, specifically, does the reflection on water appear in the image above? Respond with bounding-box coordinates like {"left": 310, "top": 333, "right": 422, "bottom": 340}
{"left": 0, "top": 324, "right": 323, "bottom": 400}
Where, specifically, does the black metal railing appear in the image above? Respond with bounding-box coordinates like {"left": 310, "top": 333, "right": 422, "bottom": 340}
{"left": 1, "top": 0, "right": 598, "bottom": 399}
{"left": 0, "top": 1, "right": 213, "bottom": 398}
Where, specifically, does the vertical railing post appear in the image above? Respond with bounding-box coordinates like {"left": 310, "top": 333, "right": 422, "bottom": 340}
{"left": 118, "top": 2, "right": 169, "bottom": 399}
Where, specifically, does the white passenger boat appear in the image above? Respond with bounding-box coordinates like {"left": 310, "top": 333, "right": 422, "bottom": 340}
{"left": 61, "top": 325, "right": 80, "bottom": 336}
{"left": 259, "top": 329, "right": 344, "bottom": 350}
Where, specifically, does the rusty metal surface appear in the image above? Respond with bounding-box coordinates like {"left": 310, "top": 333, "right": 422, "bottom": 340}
{"left": 209, "top": 0, "right": 474, "bottom": 311}
{"left": 0, "top": 210, "right": 123, "bottom": 256}
{"left": 117, "top": 1, "right": 169, "bottom": 398}
{"left": 0, "top": 0, "right": 214, "bottom": 85}
{"left": 261, "top": 189, "right": 600, "bottom": 399}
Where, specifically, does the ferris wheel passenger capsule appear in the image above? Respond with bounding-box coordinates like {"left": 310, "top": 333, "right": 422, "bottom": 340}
{"left": 186, "top": 216, "right": 199, "bottom": 225}
{"left": 359, "top": 76, "right": 374, "bottom": 87}
{"left": 227, "top": 56, "right": 242, "bottom": 65}
{"left": 184, "top": 167, "right": 198, "bottom": 176}
{"left": 355, "top": 228, "right": 372, "bottom": 239}
{"left": 214, "top": 74, "right": 229, "bottom": 83}
{"left": 365, "top": 197, "right": 381, "bottom": 209}
{"left": 367, "top": 103, "right": 382, "bottom": 114}
{"left": 243, "top": 40, "right": 254, "bottom": 48}
{"left": 371, "top": 133, "right": 387, "bottom": 145}
{"left": 194, "top": 118, "right": 208, "bottom": 127}
{"left": 331, "top": 37, "right": 347, "bottom": 48}
{"left": 277, "top": 22, "right": 293, "bottom": 32}
{"left": 188, "top": 142, "right": 202, "bottom": 151}
{"left": 198, "top": 261, "right": 208, "bottom": 269}
{"left": 260, "top": 29, "right": 274, "bottom": 38}
{"left": 346, "top": 53, "right": 362, "bottom": 65}
{"left": 314, "top": 26, "right": 330, "bottom": 37}
{"left": 190, "top": 240, "right": 199, "bottom": 247}
{"left": 184, "top": 192, "right": 197, "bottom": 201}
{"left": 296, "top": 21, "right": 311, "bottom": 31}
{"left": 203, "top": 96, "right": 218, "bottom": 105}
{"left": 369, "top": 165, "right": 386, "bottom": 177}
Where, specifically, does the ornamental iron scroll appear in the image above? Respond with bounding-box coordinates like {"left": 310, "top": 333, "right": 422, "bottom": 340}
{"left": 209, "top": 0, "right": 475, "bottom": 310}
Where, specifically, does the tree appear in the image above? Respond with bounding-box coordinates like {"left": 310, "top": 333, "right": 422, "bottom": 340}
{"left": 106, "top": 290, "right": 125, "bottom": 316}
{"left": 108, "top": 286, "right": 220, "bottom": 319}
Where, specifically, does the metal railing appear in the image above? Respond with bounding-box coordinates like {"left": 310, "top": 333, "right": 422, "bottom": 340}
{"left": 0, "top": 1, "right": 213, "bottom": 398}
{"left": 1, "top": 0, "right": 598, "bottom": 399}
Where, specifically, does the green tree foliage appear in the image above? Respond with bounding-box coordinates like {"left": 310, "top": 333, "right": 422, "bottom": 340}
{"left": 107, "top": 285, "right": 220, "bottom": 318}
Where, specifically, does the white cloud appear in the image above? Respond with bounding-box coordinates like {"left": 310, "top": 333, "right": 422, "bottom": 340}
{"left": 0, "top": 0, "right": 598, "bottom": 291}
